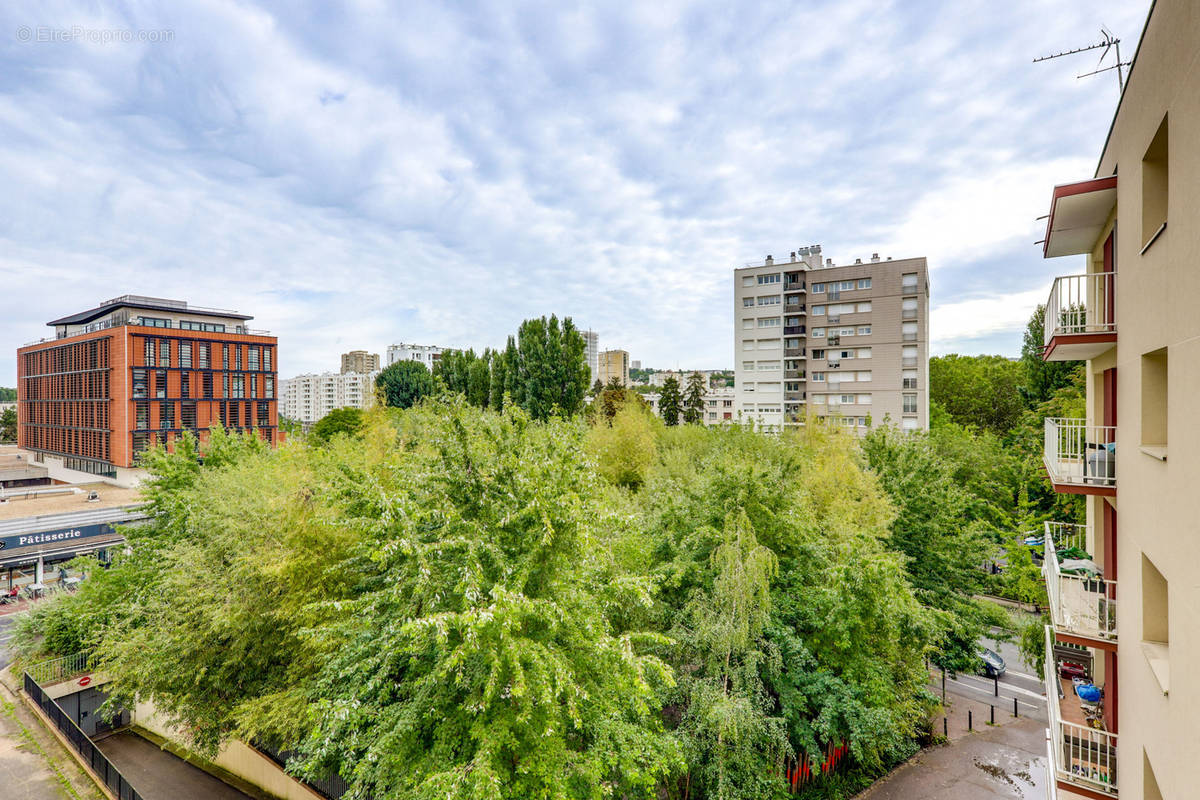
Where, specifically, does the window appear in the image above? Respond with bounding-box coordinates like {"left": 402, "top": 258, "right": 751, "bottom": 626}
{"left": 180, "top": 372, "right": 190, "bottom": 398}
{"left": 812, "top": 372, "right": 825, "bottom": 382}
{"left": 757, "top": 295, "right": 781, "bottom": 306}
{"left": 902, "top": 297, "right": 918, "bottom": 320}
{"left": 723, "top": 400, "right": 732, "bottom": 407}
{"left": 232, "top": 375, "right": 245, "bottom": 398}
{"left": 743, "top": 360, "right": 755, "bottom": 371}
{"left": 903, "top": 394, "right": 917, "bottom": 413}
{"left": 857, "top": 278, "right": 871, "bottom": 290}
{"left": 756, "top": 361, "right": 780, "bottom": 370}
{"left": 742, "top": 276, "right": 755, "bottom": 287}
{"left": 902, "top": 346, "right": 917, "bottom": 366}
{"left": 902, "top": 273, "right": 918, "bottom": 292}
{"left": 1141, "top": 553, "right": 1169, "bottom": 692}
{"left": 757, "top": 339, "right": 781, "bottom": 349}
{"left": 839, "top": 328, "right": 855, "bottom": 336}
{"left": 857, "top": 326, "right": 871, "bottom": 335}
{"left": 144, "top": 338, "right": 155, "bottom": 366}
{"left": 249, "top": 347, "right": 260, "bottom": 370}
{"left": 839, "top": 281, "right": 854, "bottom": 291}
{"left": 132, "top": 369, "right": 147, "bottom": 398}
{"left": 856, "top": 371, "right": 871, "bottom": 382}
{"left": 160, "top": 401, "right": 174, "bottom": 429}
{"left": 857, "top": 394, "right": 871, "bottom": 405}
{"left": 1142, "top": 348, "right": 1168, "bottom": 450}
{"left": 813, "top": 305, "right": 825, "bottom": 315}
{"left": 181, "top": 401, "right": 196, "bottom": 429}
{"left": 744, "top": 382, "right": 755, "bottom": 392}
{"left": 159, "top": 339, "right": 170, "bottom": 367}
{"left": 757, "top": 317, "right": 780, "bottom": 328}
{"left": 743, "top": 318, "right": 754, "bottom": 329}
{"left": 235, "top": 346, "right": 242, "bottom": 370}
{"left": 837, "top": 350, "right": 854, "bottom": 360}
{"left": 257, "top": 403, "right": 270, "bottom": 428}
{"left": 856, "top": 302, "right": 871, "bottom": 313}
{"left": 180, "top": 342, "right": 192, "bottom": 368}
{"left": 901, "top": 417, "right": 918, "bottom": 432}
{"left": 757, "top": 273, "right": 781, "bottom": 285}
{"left": 743, "top": 340, "right": 755, "bottom": 351}
{"left": 902, "top": 369, "right": 917, "bottom": 389}
{"left": 155, "top": 370, "right": 167, "bottom": 398}
{"left": 135, "top": 401, "right": 149, "bottom": 430}
{"left": 743, "top": 297, "right": 754, "bottom": 307}
{"left": 811, "top": 328, "right": 826, "bottom": 337}
{"left": 1142, "top": 115, "right": 1169, "bottom": 249}
{"left": 812, "top": 349, "right": 825, "bottom": 359}
{"left": 132, "top": 431, "right": 150, "bottom": 455}
{"left": 138, "top": 316, "right": 171, "bottom": 328}
{"left": 263, "top": 348, "right": 272, "bottom": 371}
{"left": 784, "top": 338, "right": 801, "bottom": 349}
{"left": 812, "top": 283, "right": 825, "bottom": 293}
{"left": 902, "top": 321, "right": 918, "bottom": 341}
{"left": 199, "top": 343, "right": 210, "bottom": 369}
{"left": 840, "top": 394, "right": 855, "bottom": 404}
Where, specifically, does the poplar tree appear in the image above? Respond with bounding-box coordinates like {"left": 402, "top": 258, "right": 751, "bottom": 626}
{"left": 658, "top": 376, "right": 682, "bottom": 426}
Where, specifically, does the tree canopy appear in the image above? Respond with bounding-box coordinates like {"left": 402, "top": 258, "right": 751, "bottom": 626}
{"left": 309, "top": 407, "right": 364, "bottom": 443}
{"left": 0, "top": 407, "right": 16, "bottom": 443}
{"left": 682, "top": 372, "right": 706, "bottom": 425}
{"left": 376, "top": 360, "right": 435, "bottom": 409}
{"left": 658, "top": 376, "right": 682, "bottom": 426}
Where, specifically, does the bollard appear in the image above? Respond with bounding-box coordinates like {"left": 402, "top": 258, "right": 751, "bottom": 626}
{"left": 1014, "top": 696, "right": 1019, "bottom": 718}
{"left": 968, "top": 710, "right": 972, "bottom": 732}
{"left": 994, "top": 675, "right": 999, "bottom": 697}
{"left": 943, "top": 717, "right": 948, "bottom": 737}
{"left": 942, "top": 667, "right": 946, "bottom": 703}
{"left": 991, "top": 705, "right": 995, "bottom": 725}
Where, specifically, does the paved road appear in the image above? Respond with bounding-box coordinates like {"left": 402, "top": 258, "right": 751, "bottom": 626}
{"left": 95, "top": 732, "right": 253, "bottom": 800}
{"left": 0, "top": 613, "right": 18, "bottom": 670}
{"left": 936, "top": 632, "right": 1047, "bottom": 724}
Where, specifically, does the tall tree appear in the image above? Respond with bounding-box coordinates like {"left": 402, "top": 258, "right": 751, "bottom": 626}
{"left": 682, "top": 371, "right": 706, "bottom": 425}
{"left": 375, "top": 361, "right": 434, "bottom": 409}
{"left": 502, "top": 335, "right": 523, "bottom": 408}
{"left": 0, "top": 407, "right": 16, "bottom": 442}
{"left": 929, "top": 354, "right": 1024, "bottom": 435}
{"left": 489, "top": 349, "right": 508, "bottom": 412}
{"left": 658, "top": 376, "right": 682, "bottom": 426}
{"left": 1020, "top": 305, "right": 1081, "bottom": 407}
{"left": 310, "top": 407, "right": 364, "bottom": 443}
{"left": 511, "top": 315, "right": 589, "bottom": 420}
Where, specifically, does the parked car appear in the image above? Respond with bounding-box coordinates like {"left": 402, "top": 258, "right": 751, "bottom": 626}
{"left": 978, "top": 648, "right": 1006, "bottom": 678}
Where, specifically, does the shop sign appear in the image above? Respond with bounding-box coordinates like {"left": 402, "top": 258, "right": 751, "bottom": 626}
{"left": 0, "top": 523, "right": 115, "bottom": 552}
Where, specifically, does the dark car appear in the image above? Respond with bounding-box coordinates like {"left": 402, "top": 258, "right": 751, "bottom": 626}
{"left": 978, "top": 648, "right": 1006, "bottom": 678}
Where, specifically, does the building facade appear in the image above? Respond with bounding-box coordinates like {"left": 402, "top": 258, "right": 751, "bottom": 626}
{"left": 340, "top": 350, "right": 380, "bottom": 374}
{"left": 16, "top": 296, "right": 279, "bottom": 485}
{"left": 280, "top": 371, "right": 378, "bottom": 425}
{"left": 733, "top": 247, "right": 929, "bottom": 432}
{"left": 1038, "top": 3, "right": 1197, "bottom": 798}
{"left": 644, "top": 386, "right": 735, "bottom": 425}
{"left": 597, "top": 349, "right": 630, "bottom": 387}
{"left": 386, "top": 343, "right": 443, "bottom": 369}
{"left": 582, "top": 331, "right": 600, "bottom": 384}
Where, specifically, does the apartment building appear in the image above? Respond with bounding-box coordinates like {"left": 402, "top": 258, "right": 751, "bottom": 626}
{"left": 386, "top": 342, "right": 443, "bottom": 369}
{"left": 597, "top": 349, "right": 630, "bottom": 387}
{"left": 582, "top": 330, "right": 600, "bottom": 384}
{"left": 340, "top": 350, "right": 380, "bottom": 374}
{"left": 733, "top": 246, "right": 929, "bottom": 432}
{"left": 644, "top": 386, "right": 736, "bottom": 425}
{"left": 16, "top": 295, "right": 279, "bottom": 486}
{"left": 280, "top": 371, "right": 378, "bottom": 425}
{"left": 1037, "top": 3, "right": 1197, "bottom": 798}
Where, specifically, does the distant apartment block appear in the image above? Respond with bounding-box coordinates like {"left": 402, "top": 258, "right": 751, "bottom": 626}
{"left": 597, "top": 349, "right": 630, "bottom": 386}
{"left": 340, "top": 350, "right": 380, "bottom": 374}
{"left": 733, "top": 247, "right": 929, "bottom": 432}
{"left": 646, "top": 386, "right": 736, "bottom": 425}
{"left": 280, "top": 371, "right": 377, "bottom": 425}
{"left": 631, "top": 359, "right": 642, "bottom": 370}
{"left": 582, "top": 330, "right": 599, "bottom": 384}
{"left": 386, "top": 343, "right": 443, "bottom": 369}
{"left": 16, "top": 295, "right": 279, "bottom": 486}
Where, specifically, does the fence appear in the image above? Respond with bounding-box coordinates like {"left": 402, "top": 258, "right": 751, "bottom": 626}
{"left": 23, "top": 672, "right": 144, "bottom": 800}
{"left": 26, "top": 651, "right": 92, "bottom": 685}
{"left": 254, "top": 740, "right": 351, "bottom": 799}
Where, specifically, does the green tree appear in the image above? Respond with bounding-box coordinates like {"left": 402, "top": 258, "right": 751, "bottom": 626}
{"left": 376, "top": 360, "right": 434, "bottom": 409}
{"left": 0, "top": 407, "right": 16, "bottom": 442}
{"left": 1020, "top": 304, "right": 1081, "bottom": 407}
{"left": 0, "top": 387, "right": 16, "bottom": 401}
{"left": 489, "top": 349, "right": 509, "bottom": 412}
{"left": 658, "top": 376, "right": 682, "bottom": 426}
{"left": 586, "top": 403, "right": 660, "bottom": 489}
{"left": 509, "top": 315, "right": 590, "bottom": 420}
{"left": 929, "top": 354, "right": 1024, "bottom": 435}
{"left": 682, "top": 372, "right": 706, "bottom": 425}
{"left": 310, "top": 407, "right": 364, "bottom": 443}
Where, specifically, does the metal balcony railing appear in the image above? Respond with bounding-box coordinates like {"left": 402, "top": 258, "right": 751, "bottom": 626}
{"left": 1044, "top": 626, "right": 1118, "bottom": 795}
{"left": 1043, "top": 523, "right": 1117, "bottom": 641}
{"left": 1044, "top": 419, "right": 1116, "bottom": 489}
{"left": 1044, "top": 272, "right": 1116, "bottom": 347}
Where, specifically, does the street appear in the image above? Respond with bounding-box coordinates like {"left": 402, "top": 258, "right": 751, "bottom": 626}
{"left": 937, "top": 634, "right": 1047, "bottom": 724}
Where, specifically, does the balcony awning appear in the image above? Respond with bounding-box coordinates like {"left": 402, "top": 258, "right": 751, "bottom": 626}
{"left": 1042, "top": 176, "right": 1117, "bottom": 258}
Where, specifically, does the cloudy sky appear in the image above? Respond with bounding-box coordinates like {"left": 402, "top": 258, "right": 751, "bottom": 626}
{"left": 1, "top": 1, "right": 1148, "bottom": 380}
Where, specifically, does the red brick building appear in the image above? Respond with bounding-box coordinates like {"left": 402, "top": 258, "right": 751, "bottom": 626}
{"left": 17, "top": 296, "right": 279, "bottom": 482}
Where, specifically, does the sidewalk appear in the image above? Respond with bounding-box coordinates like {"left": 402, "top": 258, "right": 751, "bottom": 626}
{"left": 0, "top": 674, "right": 105, "bottom": 800}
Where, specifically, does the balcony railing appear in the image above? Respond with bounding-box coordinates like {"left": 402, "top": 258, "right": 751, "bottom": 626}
{"left": 1045, "top": 272, "right": 1116, "bottom": 346}
{"left": 1044, "top": 626, "right": 1118, "bottom": 795}
{"left": 1043, "top": 523, "right": 1116, "bottom": 641}
{"left": 1044, "top": 418, "right": 1116, "bottom": 491}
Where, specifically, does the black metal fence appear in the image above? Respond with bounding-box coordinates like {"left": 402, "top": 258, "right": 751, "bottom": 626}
{"left": 23, "top": 672, "right": 144, "bottom": 800}
{"left": 254, "top": 740, "right": 351, "bottom": 799}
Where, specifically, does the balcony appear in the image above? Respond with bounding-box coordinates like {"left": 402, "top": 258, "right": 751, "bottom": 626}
{"left": 1042, "top": 522, "right": 1117, "bottom": 644}
{"left": 1044, "top": 626, "right": 1118, "bottom": 797}
{"left": 784, "top": 348, "right": 806, "bottom": 358}
{"left": 1044, "top": 418, "right": 1115, "bottom": 496}
{"left": 1043, "top": 272, "right": 1116, "bottom": 362}
{"left": 784, "top": 326, "right": 805, "bottom": 335}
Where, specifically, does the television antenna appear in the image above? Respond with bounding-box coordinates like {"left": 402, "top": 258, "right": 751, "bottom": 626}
{"left": 1034, "top": 27, "right": 1131, "bottom": 92}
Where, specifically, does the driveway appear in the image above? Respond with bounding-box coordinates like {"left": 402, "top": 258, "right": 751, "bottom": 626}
{"left": 95, "top": 732, "right": 254, "bottom": 800}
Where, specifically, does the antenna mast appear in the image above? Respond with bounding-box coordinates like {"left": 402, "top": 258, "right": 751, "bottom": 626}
{"left": 1034, "top": 27, "right": 1131, "bottom": 92}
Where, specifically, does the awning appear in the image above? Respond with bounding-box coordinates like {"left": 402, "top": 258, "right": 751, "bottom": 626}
{"left": 0, "top": 533, "right": 125, "bottom": 569}
{"left": 1043, "top": 176, "right": 1117, "bottom": 258}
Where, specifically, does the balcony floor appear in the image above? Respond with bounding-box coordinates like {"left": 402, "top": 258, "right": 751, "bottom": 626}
{"left": 1043, "top": 332, "right": 1116, "bottom": 363}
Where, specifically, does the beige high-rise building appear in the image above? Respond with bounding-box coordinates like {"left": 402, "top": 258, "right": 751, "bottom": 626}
{"left": 340, "top": 350, "right": 380, "bottom": 374}
{"left": 597, "top": 349, "right": 630, "bottom": 387}
{"left": 733, "top": 247, "right": 929, "bottom": 433}
{"left": 1037, "top": 3, "right": 1198, "bottom": 798}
